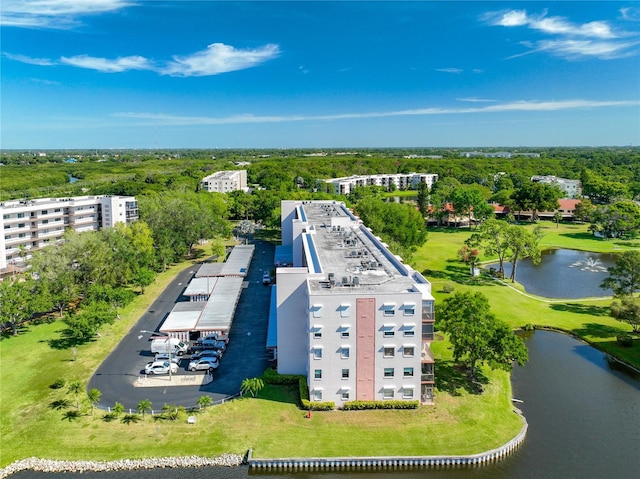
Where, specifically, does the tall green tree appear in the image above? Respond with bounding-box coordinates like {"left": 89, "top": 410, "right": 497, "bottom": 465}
{"left": 0, "top": 275, "right": 50, "bottom": 336}
{"left": 241, "top": 377, "right": 265, "bottom": 398}
{"left": 601, "top": 251, "right": 640, "bottom": 297}
{"left": 137, "top": 399, "right": 152, "bottom": 419}
{"left": 590, "top": 201, "right": 640, "bottom": 239}
{"left": 610, "top": 297, "right": 640, "bottom": 333}
{"left": 511, "top": 182, "right": 562, "bottom": 222}
{"left": 416, "top": 182, "right": 429, "bottom": 219}
{"left": 466, "top": 219, "right": 510, "bottom": 276}
{"left": 67, "top": 380, "right": 83, "bottom": 409}
{"left": 87, "top": 388, "right": 102, "bottom": 416}
{"left": 437, "top": 291, "right": 528, "bottom": 381}
{"left": 505, "top": 225, "right": 543, "bottom": 283}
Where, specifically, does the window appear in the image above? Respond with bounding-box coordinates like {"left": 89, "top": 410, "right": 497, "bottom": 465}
{"left": 54, "top": 208, "right": 61, "bottom": 213}
{"left": 313, "top": 389, "right": 323, "bottom": 401}
{"left": 2, "top": 214, "right": 9, "bottom": 220}
{"left": 340, "top": 347, "right": 350, "bottom": 359}
{"left": 403, "top": 304, "right": 416, "bottom": 316}
{"left": 341, "top": 369, "right": 349, "bottom": 379}
{"left": 312, "top": 305, "right": 323, "bottom": 318}
{"left": 339, "top": 304, "right": 350, "bottom": 318}
{"left": 403, "top": 325, "right": 416, "bottom": 337}
{"left": 17, "top": 213, "right": 25, "bottom": 218}
{"left": 383, "top": 329, "right": 395, "bottom": 338}
{"left": 314, "top": 369, "right": 322, "bottom": 380}
{"left": 383, "top": 347, "right": 395, "bottom": 358}
{"left": 384, "top": 368, "right": 394, "bottom": 378}
{"left": 340, "top": 326, "right": 350, "bottom": 338}
{"left": 18, "top": 223, "right": 25, "bottom": 228}
{"left": 403, "top": 346, "right": 415, "bottom": 357}
{"left": 403, "top": 367, "right": 414, "bottom": 378}
{"left": 312, "top": 326, "right": 322, "bottom": 339}
{"left": 383, "top": 388, "right": 395, "bottom": 399}
{"left": 41, "top": 219, "right": 48, "bottom": 225}
{"left": 403, "top": 388, "right": 415, "bottom": 399}
{"left": 313, "top": 348, "right": 322, "bottom": 359}
{"left": 41, "top": 210, "right": 48, "bottom": 215}
{"left": 383, "top": 308, "right": 395, "bottom": 317}
{"left": 341, "top": 390, "right": 350, "bottom": 400}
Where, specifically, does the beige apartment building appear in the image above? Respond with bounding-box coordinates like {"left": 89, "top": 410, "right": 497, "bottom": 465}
{"left": 200, "top": 170, "right": 248, "bottom": 193}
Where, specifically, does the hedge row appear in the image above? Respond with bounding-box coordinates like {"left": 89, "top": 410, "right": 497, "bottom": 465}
{"left": 343, "top": 400, "right": 420, "bottom": 410}
{"left": 262, "top": 367, "right": 301, "bottom": 385}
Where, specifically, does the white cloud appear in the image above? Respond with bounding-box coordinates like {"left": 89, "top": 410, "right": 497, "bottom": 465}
{"left": 6, "top": 42, "right": 280, "bottom": 77}
{"left": 2, "top": 52, "right": 55, "bottom": 66}
{"left": 435, "top": 68, "right": 463, "bottom": 74}
{"left": 485, "top": 9, "right": 619, "bottom": 39}
{"left": 620, "top": 7, "right": 640, "bottom": 22}
{"left": 112, "top": 99, "right": 640, "bottom": 126}
{"left": 1, "top": 0, "right": 131, "bottom": 28}
{"left": 484, "top": 9, "right": 639, "bottom": 60}
{"left": 161, "top": 43, "right": 280, "bottom": 77}
{"left": 456, "top": 98, "right": 497, "bottom": 103}
{"left": 60, "top": 54, "right": 153, "bottom": 72}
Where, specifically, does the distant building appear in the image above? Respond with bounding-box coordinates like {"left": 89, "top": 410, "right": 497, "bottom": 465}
{"left": 531, "top": 175, "right": 582, "bottom": 198}
{"left": 0, "top": 195, "right": 138, "bottom": 270}
{"left": 200, "top": 170, "right": 248, "bottom": 193}
{"left": 274, "top": 200, "right": 435, "bottom": 406}
{"left": 460, "top": 151, "right": 541, "bottom": 159}
{"left": 324, "top": 173, "right": 438, "bottom": 195}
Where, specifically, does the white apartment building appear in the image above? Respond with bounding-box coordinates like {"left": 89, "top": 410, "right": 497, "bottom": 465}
{"left": 275, "top": 200, "right": 435, "bottom": 406}
{"left": 0, "top": 195, "right": 138, "bottom": 270}
{"left": 531, "top": 175, "right": 582, "bottom": 198}
{"left": 324, "top": 173, "right": 438, "bottom": 195}
{"left": 201, "top": 170, "right": 248, "bottom": 193}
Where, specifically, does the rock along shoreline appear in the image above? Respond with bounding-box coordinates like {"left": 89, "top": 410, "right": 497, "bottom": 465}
{"left": 0, "top": 453, "right": 244, "bottom": 479}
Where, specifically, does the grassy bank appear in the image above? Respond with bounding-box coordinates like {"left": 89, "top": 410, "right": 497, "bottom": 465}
{"left": 2, "top": 221, "right": 637, "bottom": 467}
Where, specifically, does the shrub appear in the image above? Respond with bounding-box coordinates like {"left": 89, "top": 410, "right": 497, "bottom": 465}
{"left": 343, "top": 400, "right": 420, "bottom": 410}
{"left": 262, "top": 367, "right": 301, "bottom": 385}
{"left": 442, "top": 283, "right": 455, "bottom": 293}
{"left": 523, "top": 323, "right": 535, "bottom": 331}
{"left": 50, "top": 378, "right": 66, "bottom": 389}
{"left": 617, "top": 334, "right": 634, "bottom": 347}
{"left": 301, "top": 399, "right": 335, "bottom": 411}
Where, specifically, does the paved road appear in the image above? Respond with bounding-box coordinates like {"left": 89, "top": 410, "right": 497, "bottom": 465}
{"left": 88, "top": 240, "right": 274, "bottom": 411}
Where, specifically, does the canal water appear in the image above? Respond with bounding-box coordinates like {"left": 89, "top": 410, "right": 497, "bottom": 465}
{"left": 10, "top": 331, "right": 639, "bottom": 479}
{"left": 493, "top": 249, "right": 617, "bottom": 299}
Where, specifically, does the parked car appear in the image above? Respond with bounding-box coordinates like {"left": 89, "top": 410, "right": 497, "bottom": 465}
{"left": 205, "top": 339, "right": 227, "bottom": 352}
{"left": 154, "top": 353, "right": 181, "bottom": 364}
{"left": 191, "top": 350, "right": 222, "bottom": 360}
{"left": 188, "top": 358, "right": 220, "bottom": 371}
{"left": 262, "top": 272, "right": 271, "bottom": 285}
{"left": 144, "top": 361, "right": 179, "bottom": 375}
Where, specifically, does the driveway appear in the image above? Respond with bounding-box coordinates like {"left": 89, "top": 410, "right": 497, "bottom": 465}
{"left": 88, "top": 240, "right": 274, "bottom": 411}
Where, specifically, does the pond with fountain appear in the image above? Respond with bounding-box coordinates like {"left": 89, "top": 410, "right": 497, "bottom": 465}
{"left": 490, "top": 249, "right": 617, "bottom": 299}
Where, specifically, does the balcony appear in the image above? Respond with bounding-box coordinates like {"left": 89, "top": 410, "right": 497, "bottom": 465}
{"left": 421, "top": 343, "right": 434, "bottom": 363}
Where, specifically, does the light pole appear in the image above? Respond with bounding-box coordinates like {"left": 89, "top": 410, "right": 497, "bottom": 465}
{"left": 141, "top": 330, "right": 173, "bottom": 381}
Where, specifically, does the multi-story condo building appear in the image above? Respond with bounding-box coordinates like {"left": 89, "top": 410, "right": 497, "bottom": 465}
{"left": 324, "top": 173, "right": 438, "bottom": 195}
{"left": 0, "top": 195, "right": 138, "bottom": 270}
{"left": 275, "top": 200, "right": 435, "bottom": 406}
{"left": 530, "top": 175, "right": 582, "bottom": 199}
{"left": 200, "top": 170, "right": 248, "bottom": 193}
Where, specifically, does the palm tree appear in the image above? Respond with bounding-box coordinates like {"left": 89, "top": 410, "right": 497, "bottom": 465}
{"left": 67, "top": 380, "right": 83, "bottom": 409}
{"left": 241, "top": 377, "right": 265, "bottom": 398}
{"left": 112, "top": 402, "right": 125, "bottom": 416}
{"left": 197, "top": 395, "right": 213, "bottom": 410}
{"left": 137, "top": 399, "right": 152, "bottom": 419}
{"left": 87, "top": 388, "right": 102, "bottom": 416}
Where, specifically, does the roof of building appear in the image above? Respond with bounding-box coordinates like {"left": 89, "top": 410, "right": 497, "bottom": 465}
{"left": 159, "top": 301, "right": 203, "bottom": 332}
{"left": 196, "top": 244, "right": 255, "bottom": 278}
{"left": 197, "top": 276, "right": 244, "bottom": 332}
{"left": 183, "top": 277, "right": 218, "bottom": 296}
{"left": 295, "top": 201, "right": 432, "bottom": 297}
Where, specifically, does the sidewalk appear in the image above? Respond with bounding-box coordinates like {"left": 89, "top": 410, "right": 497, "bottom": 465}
{"left": 134, "top": 373, "right": 213, "bottom": 388}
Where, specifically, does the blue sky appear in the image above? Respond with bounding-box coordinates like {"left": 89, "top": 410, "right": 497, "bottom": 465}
{"left": 1, "top": 1, "right": 639, "bottom": 148}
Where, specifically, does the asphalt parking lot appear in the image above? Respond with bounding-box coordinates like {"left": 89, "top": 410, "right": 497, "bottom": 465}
{"left": 88, "top": 240, "right": 274, "bottom": 411}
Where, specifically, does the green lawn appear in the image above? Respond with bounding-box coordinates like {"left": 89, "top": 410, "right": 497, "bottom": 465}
{"left": 1, "top": 222, "right": 637, "bottom": 467}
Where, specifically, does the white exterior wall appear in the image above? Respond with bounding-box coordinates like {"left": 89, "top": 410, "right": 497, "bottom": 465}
{"left": 276, "top": 268, "right": 311, "bottom": 375}
{"left": 201, "top": 170, "right": 247, "bottom": 193}
{"left": 325, "top": 173, "right": 438, "bottom": 195}
{"left": 306, "top": 290, "right": 422, "bottom": 405}
{"left": 0, "top": 195, "right": 137, "bottom": 270}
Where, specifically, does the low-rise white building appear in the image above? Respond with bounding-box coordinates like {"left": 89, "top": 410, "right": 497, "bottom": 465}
{"left": 275, "top": 200, "right": 435, "bottom": 406}
{"left": 531, "top": 175, "right": 582, "bottom": 198}
{"left": 0, "top": 195, "right": 138, "bottom": 270}
{"left": 201, "top": 170, "right": 248, "bottom": 193}
{"left": 324, "top": 173, "right": 438, "bottom": 195}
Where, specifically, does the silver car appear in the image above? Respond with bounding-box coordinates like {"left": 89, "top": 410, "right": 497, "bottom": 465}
{"left": 188, "top": 358, "right": 220, "bottom": 371}
{"left": 144, "top": 361, "right": 179, "bottom": 375}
